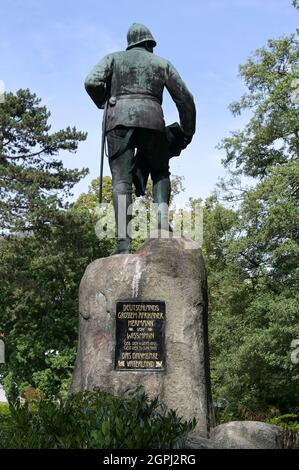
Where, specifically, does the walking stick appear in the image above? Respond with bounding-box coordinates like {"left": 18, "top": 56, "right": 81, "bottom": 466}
{"left": 99, "top": 100, "right": 108, "bottom": 204}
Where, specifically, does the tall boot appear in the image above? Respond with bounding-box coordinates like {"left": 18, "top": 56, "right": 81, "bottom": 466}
{"left": 111, "top": 191, "right": 132, "bottom": 255}
{"left": 153, "top": 177, "right": 172, "bottom": 232}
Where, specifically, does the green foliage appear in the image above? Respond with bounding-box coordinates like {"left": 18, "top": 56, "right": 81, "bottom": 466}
{"left": 0, "top": 402, "right": 9, "bottom": 416}
{"left": 0, "top": 389, "right": 196, "bottom": 449}
{"left": 74, "top": 175, "right": 113, "bottom": 208}
{"left": 0, "top": 89, "right": 88, "bottom": 232}
{"left": 0, "top": 88, "right": 116, "bottom": 399}
{"left": 0, "top": 208, "right": 114, "bottom": 400}
{"left": 209, "top": 20, "right": 299, "bottom": 416}
{"left": 292, "top": 0, "right": 299, "bottom": 11}
{"left": 219, "top": 35, "right": 299, "bottom": 178}
{"left": 268, "top": 414, "right": 299, "bottom": 435}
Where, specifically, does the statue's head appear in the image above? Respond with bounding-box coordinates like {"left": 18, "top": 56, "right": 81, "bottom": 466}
{"left": 126, "top": 23, "right": 157, "bottom": 51}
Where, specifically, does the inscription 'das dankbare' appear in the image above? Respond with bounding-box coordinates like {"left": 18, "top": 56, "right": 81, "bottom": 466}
{"left": 114, "top": 301, "right": 166, "bottom": 371}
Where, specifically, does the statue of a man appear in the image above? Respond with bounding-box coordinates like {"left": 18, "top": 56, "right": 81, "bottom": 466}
{"left": 85, "top": 23, "right": 196, "bottom": 254}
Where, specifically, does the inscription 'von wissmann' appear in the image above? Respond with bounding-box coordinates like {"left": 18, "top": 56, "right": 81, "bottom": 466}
{"left": 126, "top": 332, "right": 155, "bottom": 340}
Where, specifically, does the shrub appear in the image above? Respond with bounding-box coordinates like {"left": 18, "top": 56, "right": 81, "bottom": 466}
{"left": 0, "top": 388, "right": 196, "bottom": 449}
{"left": 0, "top": 402, "right": 9, "bottom": 416}
{"left": 267, "top": 414, "right": 299, "bottom": 435}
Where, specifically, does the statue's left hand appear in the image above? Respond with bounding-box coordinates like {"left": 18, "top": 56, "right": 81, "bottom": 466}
{"left": 181, "top": 134, "right": 192, "bottom": 149}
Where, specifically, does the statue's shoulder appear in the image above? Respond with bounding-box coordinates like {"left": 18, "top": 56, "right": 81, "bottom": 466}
{"left": 151, "top": 53, "right": 172, "bottom": 70}
{"left": 111, "top": 50, "right": 125, "bottom": 58}
{"left": 110, "top": 50, "right": 171, "bottom": 72}
{"left": 105, "top": 50, "right": 124, "bottom": 61}
{"left": 98, "top": 51, "right": 125, "bottom": 65}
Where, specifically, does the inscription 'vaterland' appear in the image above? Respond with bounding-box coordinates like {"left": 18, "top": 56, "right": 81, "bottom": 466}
{"left": 115, "top": 301, "right": 166, "bottom": 371}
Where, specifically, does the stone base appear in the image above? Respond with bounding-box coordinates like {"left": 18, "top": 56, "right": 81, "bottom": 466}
{"left": 70, "top": 236, "right": 214, "bottom": 437}
{"left": 187, "top": 421, "right": 299, "bottom": 449}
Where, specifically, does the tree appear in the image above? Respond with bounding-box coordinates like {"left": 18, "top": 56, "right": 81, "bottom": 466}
{"left": 0, "top": 89, "right": 101, "bottom": 398}
{"left": 0, "top": 89, "right": 88, "bottom": 232}
{"left": 74, "top": 176, "right": 113, "bottom": 209}
{"left": 220, "top": 35, "right": 299, "bottom": 179}
{"left": 208, "top": 182, "right": 299, "bottom": 415}
{"left": 211, "top": 26, "right": 299, "bottom": 415}
{"left": 0, "top": 209, "right": 114, "bottom": 399}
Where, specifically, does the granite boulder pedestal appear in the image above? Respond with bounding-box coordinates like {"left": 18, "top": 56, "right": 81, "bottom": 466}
{"left": 71, "top": 235, "right": 214, "bottom": 437}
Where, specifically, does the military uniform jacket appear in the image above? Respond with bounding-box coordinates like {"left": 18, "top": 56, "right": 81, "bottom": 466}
{"left": 85, "top": 47, "right": 196, "bottom": 136}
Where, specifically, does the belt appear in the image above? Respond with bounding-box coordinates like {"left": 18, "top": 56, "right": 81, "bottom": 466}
{"left": 109, "top": 94, "right": 161, "bottom": 106}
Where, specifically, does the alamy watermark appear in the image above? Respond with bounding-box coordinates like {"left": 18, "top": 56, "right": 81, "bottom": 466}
{"left": 94, "top": 198, "right": 203, "bottom": 249}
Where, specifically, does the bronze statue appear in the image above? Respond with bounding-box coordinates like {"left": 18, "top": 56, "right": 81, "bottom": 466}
{"left": 85, "top": 23, "right": 196, "bottom": 254}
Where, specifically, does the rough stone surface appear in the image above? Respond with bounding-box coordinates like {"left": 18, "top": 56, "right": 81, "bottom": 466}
{"left": 185, "top": 436, "right": 222, "bottom": 449}
{"left": 210, "top": 421, "right": 293, "bottom": 449}
{"left": 71, "top": 236, "right": 214, "bottom": 437}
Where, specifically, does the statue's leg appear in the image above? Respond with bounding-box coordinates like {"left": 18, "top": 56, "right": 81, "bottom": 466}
{"left": 152, "top": 176, "right": 172, "bottom": 232}
{"left": 140, "top": 130, "right": 172, "bottom": 232}
{"left": 107, "top": 128, "right": 135, "bottom": 254}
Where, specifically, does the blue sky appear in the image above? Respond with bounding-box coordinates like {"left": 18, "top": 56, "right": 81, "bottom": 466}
{"left": 1, "top": 0, "right": 298, "bottom": 206}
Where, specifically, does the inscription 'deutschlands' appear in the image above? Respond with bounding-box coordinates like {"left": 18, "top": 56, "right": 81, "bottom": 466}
{"left": 115, "top": 301, "right": 166, "bottom": 371}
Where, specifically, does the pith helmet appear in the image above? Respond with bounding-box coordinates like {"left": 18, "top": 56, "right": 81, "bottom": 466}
{"left": 126, "top": 23, "right": 157, "bottom": 50}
